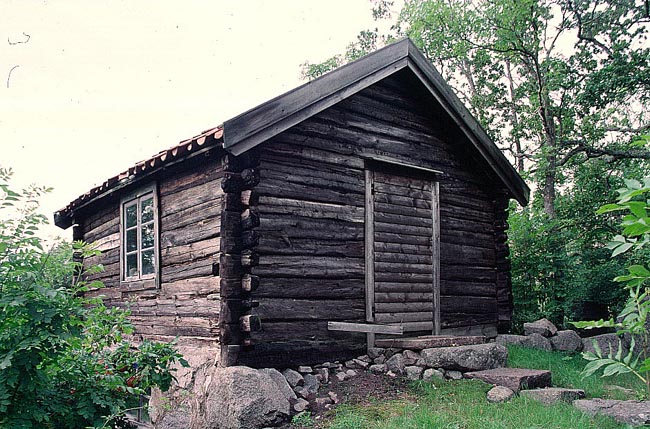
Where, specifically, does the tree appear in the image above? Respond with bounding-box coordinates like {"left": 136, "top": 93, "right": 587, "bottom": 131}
{"left": 0, "top": 167, "right": 187, "bottom": 429}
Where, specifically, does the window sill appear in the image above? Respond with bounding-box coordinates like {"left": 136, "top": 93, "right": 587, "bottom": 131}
{"left": 120, "top": 278, "right": 158, "bottom": 292}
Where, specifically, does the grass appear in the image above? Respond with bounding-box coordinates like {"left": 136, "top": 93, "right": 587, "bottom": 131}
{"left": 293, "top": 345, "right": 644, "bottom": 429}
{"left": 507, "top": 345, "right": 643, "bottom": 399}
{"left": 327, "top": 380, "right": 627, "bottom": 429}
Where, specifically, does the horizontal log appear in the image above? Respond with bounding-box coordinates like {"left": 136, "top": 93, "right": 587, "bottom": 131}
{"left": 441, "top": 280, "right": 496, "bottom": 297}
{"left": 375, "top": 292, "right": 433, "bottom": 303}
{"left": 89, "top": 232, "right": 119, "bottom": 253}
{"left": 440, "top": 296, "right": 497, "bottom": 314}
{"left": 161, "top": 237, "right": 220, "bottom": 267}
{"left": 374, "top": 311, "right": 433, "bottom": 323}
{"left": 84, "top": 204, "right": 119, "bottom": 233}
{"left": 375, "top": 272, "right": 432, "bottom": 283}
{"left": 375, "top": 301, "right": 434, "bottom": 313}
{"left": 84, "top": 217, "right": 119, "bottom": 244}
{"left": 374, "top": 252, "right": 432, "bottom": 265}
{"left": 257, "top": 236, "right": 363, "bottom": 258}
{"left": 252, "top": 256, "right": 364, "bottom": 279}
{"left": 440, "top": 243, "right": 495, "bottom": 265}
{"left": 374, "top": 221, "right": 432, "bottom": 238}
{"left": 256, "top": 178, "right": 364, "bottom": 207}
{"left": 254, "top": 277, "right": 364, "bottom": 299}
{"left": 161, "top": 199, "right": 222, "bottom": 232}
{"left": 258, "top": 196, "right": 364, "bottom": 223}
{"left": 160, "top": 178, "right": 223, "bottom": 216}
{"left": 237, "top": 338, "right": 366, "bottom": 368}
{"left": 254, "top": 298, "right": 365, "bottom": 321}
{"left": 373, "top": 211, "right": 433, "bottom": 228}
{"left": 262, "top": 139, "right": 364, "bottom": 170}
{"left": 439, "top": 323, "right": 498, "bottom": 338}
{"left": 258, "top": 216, "right": 363, "bottom": 241}
{"left": 374, "top": 182, "right": 432, "bottom": 200}
{"left": 375, "top": 282, "right": 432, "bottom": 293}
{"left": 160, "top": 216, "right": 221, "bottom": 248}
{"left": 260, "top": 157, "right": 363, "bottom": 187}
{"left": 374, "top": 261, "right": 433, "bottom": 274}
{"left": 159, "top": 163, "right": 224, "bottom": 197}
{"left": 160, "top": 277, "right": 219, "bottom": 298}
{"left": 327, "top": 321, "right": 404, "bottom": 335}
{"left": 373, "top": 192, "right": 432, "bottom": 210}
{"left": 162, "top": 256, "right": 215, "bottom": 283}
{"left": 375, "top": 233, "right": 430, "bottom": 247}
{"left": 250, "top": 320, "right": 364, "bottom": 342}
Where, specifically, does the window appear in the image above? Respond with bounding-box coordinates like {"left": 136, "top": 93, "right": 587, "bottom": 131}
{"left": 122, "top": 187, "right": 158, "bottom": 282}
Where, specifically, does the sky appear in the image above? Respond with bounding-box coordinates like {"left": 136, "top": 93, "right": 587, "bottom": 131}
{"left": 1, "top": 0, "right": 398, "bottom": 242}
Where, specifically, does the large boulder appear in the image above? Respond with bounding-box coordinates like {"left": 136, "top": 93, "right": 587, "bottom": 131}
{"left": 496, "top": 334, "right": 527, "bottom": 347}
{"left": 574, "top": 399, "right": 650, "bottom": 426}
{"left": 465, "top": 368, "right": 551, "bottom": 392}
{"left": 524, "top": 333, "right": 553, "bottom": 351}
{"left": 260, "top": 368, "right": 297, "bottom": 402}
{"left": 200, "top": 366, "right": 290, "bottom": 429}
{"left": 582, "top": 333, "right": 629, "bottom": 357}
{"left": 421, "top": 343, "right": 507, "bottom": 372}
{"left": 520, "top": 388, "right": 585, "bottom": 405}
{"left": 496, "top": 333, "right": 552, "bottom": 351}
{"left": 524, "top": 318, "right": 558, "bottom": 337}
{"left": 551, "top": 330, "right": 583, "bottom": 352}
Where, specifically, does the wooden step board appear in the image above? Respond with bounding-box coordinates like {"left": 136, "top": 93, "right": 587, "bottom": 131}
{"left": 375, "top": 335, "right": 486, "bottom": 350}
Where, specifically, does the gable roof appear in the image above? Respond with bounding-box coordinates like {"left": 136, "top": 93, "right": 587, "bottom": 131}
{"left": 55, "top": 38, "right": 529, "bottom": 230}
{"left": 224, "top": 37, "right": 529, "bottom": 205}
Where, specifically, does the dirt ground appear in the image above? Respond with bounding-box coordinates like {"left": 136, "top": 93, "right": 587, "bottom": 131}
{"left": 283, "top": 371, "right": 415, "bottom": 428}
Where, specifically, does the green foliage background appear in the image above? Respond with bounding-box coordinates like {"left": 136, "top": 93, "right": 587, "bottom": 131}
{"left": 0, "top": 168, "right": 187, "bottom": 429}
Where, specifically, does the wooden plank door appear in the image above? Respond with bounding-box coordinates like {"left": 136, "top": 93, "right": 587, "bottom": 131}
{"left": 365, "top": 168, "right": 440, "bottom": 346}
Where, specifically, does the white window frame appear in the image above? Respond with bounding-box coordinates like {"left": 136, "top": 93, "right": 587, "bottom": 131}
{"left": 120, "top": 184, "right": 159, "bottom": 285}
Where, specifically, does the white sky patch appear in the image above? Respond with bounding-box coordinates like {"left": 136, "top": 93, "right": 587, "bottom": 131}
{"left": 1, "top": 0, "right": 394, "bottom": 243}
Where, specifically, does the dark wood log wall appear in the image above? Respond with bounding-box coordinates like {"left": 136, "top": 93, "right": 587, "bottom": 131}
{"left": 218, "top": 153, "right": 262, "bottom": 366}
{"left": 237, "top": 70, "right": 510, "bottom": 367}
{"left": 494, "top": 195, "right": 512, "bottom": 333}
{"left": 80, "top": 154, "right": 224, "bottom": 353}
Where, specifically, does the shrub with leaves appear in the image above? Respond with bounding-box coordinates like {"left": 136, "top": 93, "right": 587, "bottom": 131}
{"left": 0, "top": 167, "right": 187, "bottom": 429}
{"left": 573, "top": 169, "right": 650, "bottom": 396}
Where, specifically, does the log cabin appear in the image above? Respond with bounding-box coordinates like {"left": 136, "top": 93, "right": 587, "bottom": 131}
{"left": 54, "top": 38, "right": 529, "bottom": 368}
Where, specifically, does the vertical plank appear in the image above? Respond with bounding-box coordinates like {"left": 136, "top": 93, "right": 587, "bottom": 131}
{"left": 432, "top": 180, "right": 441, "bottom": 335}
{"left": 365, "top": 169, "right": 375, "bottom": 349}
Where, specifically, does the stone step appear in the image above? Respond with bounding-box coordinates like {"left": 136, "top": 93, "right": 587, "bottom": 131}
{"left": 375, "top": 335, "right": 486, "bottom": 350}
{"left": 520, "top": 388, "right": 585, "bottom": 405}
{"left": 464, "top": 368, "right": 552, "bottom": 392}
{"left": 574, "top": 399, "right": 650, "bottom": 426}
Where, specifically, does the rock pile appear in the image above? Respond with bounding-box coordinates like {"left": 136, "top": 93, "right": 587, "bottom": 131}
{"left": 496, "top": 318, "right": 583, "bottom": 352}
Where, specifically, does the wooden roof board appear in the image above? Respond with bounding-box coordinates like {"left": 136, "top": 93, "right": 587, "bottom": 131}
{"left": 223, "top": 38, "right": 529, "bottom": 205}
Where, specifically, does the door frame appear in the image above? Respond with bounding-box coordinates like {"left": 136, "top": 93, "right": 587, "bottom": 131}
{"left": 364, "top": 159, "right": 441, "bottom": 348}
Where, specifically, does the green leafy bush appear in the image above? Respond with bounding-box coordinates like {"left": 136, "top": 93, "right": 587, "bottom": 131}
{"left": 0, "top": 167, "right": 187, "bottom": 428}
{"left": 573, "top": 173, "right": 650, "bottom": 396}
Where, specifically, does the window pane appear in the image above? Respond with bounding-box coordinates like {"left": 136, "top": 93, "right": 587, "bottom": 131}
{"left": 141, "top": 197, "right": 154, "bottom": 223}
{"left": 125, "top": 204, "right": 137, "bottom": 228}
{"left": 141, "top": 223, "right": 154, "bottom": 249}
{"left": 126, "top": 228, "right": 137, "bottom": 252}
{"left": 142, "top": 249, "right": 155, "bottom": 275}
{"left": 126, "top": 253, "right": 138, "bottom": 277}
